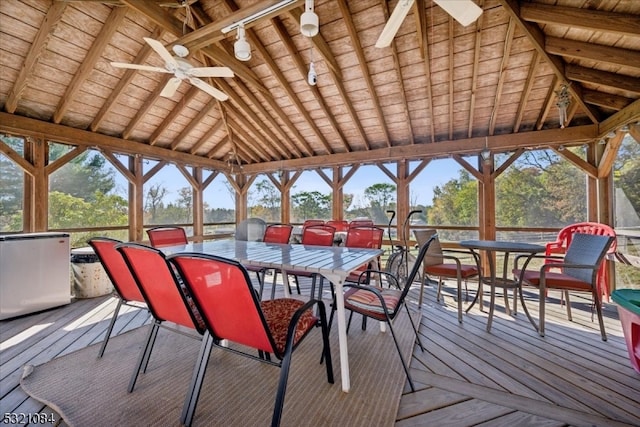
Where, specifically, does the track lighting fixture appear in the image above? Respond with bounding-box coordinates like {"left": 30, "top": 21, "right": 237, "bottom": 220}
{"left": 234, "top": 23, "right": 251, "bottom": 61}
{"left": 300, "top": 0, "right": 319, "bottom": 37}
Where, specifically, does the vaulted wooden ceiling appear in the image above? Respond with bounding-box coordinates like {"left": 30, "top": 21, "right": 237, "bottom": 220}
{"left": 1, "top": 0, "right": 639, "bottom": 175}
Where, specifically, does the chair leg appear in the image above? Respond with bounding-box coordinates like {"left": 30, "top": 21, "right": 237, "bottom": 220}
{"left": 181, "top": 332, "right": 214, "bottom": 426}
{"left": 564, "top": 291, "right": 573, "bottom": 321}
{"left": 436, "top": 278, "right": 443, "bottom": 302}
{"left": 317, "top": 303, "right": 334, "bottom": 382}
{"left": 456, "top": 275, "right": 463, "bottom": 323}
{"left": 257, "top": 270, "right": 265, "bottom": 300}
{"left": 539, "top": 290, "right": 546, "bottom": 337}
{"left": 98, "top": 298, "right": 123, "bottom": 357}
{"left": 593, "top": 292, "right": 607, "bottom": 341}
{"left": 403, "top": 304, "right": 424, "bottom": 351}
{"left": 129, "top": 321, "right": 160, "bottom": 392}
{"left": 385, "top": 316, "right": 416, "bottom": 392}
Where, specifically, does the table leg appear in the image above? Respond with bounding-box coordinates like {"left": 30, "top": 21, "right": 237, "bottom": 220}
{"left": 281, "top": 270, "right": 291, "bottom": 298}
{"left": 323, "top": 273, "right": 350, "bottom": 392}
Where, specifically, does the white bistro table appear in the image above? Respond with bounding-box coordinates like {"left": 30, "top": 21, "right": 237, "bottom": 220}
{"left": 163, "top": 239, "right": 383, "bottom": 392}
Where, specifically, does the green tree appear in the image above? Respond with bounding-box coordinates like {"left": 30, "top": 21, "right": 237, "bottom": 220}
{"left": 250, "top": 178, "right": 280, "bottom": 221}
{"left": 0, "top": 136, "right": 25, "bottom": 231}
{"left": 291, "top": 191, "right": 331, "bottom": 221}
{"left": 364, "top": 183, "right": 396, "bottom": 223}
{"left": 428, "top": 170, "right": 477, "bottom": 228}
{"left": 49, "top": 144, "right": 116, "bottom": 202}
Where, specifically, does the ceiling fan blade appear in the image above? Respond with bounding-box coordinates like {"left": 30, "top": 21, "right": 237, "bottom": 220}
{"left": 433, "top": 0, "right": 483, "bottom": 27}
{"left": 110, "top": 62, "right": 170, "bottom": 73}
{"left": 375, "top": 0, "right": 415, "bottom": 48}
{"left": 188, "top": 77, "right": 229, "bottom": 101}
{"left": 188, "top": 67, "right": 234, "bottom": 78}
{"left": 160, "top": 77, "right": 182, "bottom": 98}
{"left": 143, "top": 37, "right": 179, "bottom": 69}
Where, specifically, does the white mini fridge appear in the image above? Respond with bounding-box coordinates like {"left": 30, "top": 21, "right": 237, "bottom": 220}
{"left": 0, "top": 232, "right": 71, "bottom": 320}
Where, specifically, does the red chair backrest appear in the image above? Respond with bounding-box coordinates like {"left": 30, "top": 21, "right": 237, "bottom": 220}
{"left": 546, "top": 222, "right": 617, "bottom": 256}
{"left": 302, "top": 219, "right": 325, "bottom": 231}
{"left": 88, "top": 237, "right": 144, "bottom": 303}
{"left": 147, "top": 226, "right": 188, "bottom": 248}
{"left": 169, "top": 253, "right": 275, "bottom": 353}
{"left": 263, "top": 224, "right": 293, "bottom": 244}
{"left": 345, "top": 226, "right": 384, "bottom": 249}
{"left": 116, "top": 243, "right": 202, "bottom": 332}
{"left": 302, "top": 224, "right": 336, "bottom": 246}
{"left": 349, "top": 219, "right": 374, "bottom": 228}
{"left": 326, "top": 220, "right": 349, "bottom": 232}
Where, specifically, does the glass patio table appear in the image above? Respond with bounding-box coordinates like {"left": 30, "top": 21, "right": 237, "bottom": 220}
{"left": 162, "top": 238, "right": 383, "bottom": 393}
{"left": 460, "top": 240, "right": 545, "bottom": 333}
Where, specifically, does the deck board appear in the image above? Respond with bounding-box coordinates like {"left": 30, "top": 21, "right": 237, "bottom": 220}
{"left": 0, "top": 278, "right": 638, "bottom": 427}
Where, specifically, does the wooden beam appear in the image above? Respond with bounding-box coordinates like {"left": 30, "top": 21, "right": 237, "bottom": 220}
{"left": 0, "top": 139, "right": 35, "bottom": 175}
{"left": 520, "top": 3, "right": 640, "bottom": 38}
{"left": 122, "top": 74, "right": 173, "bottom": 140}
{"left": 5, "top": 2, "right": 66, "bottom": 114}
{"left": 545, "top": 37, "right": 640, "bottom": 71}
{"left": 170, "top": 97, "right": 219, "bottom": 150}
{"left": 242, "top": 125, "right": 599, "bottom": 173}
{"left": 44, "top": 145, "right": 87, "bottom": 175}
{"left": 149, "top": 86, "right": 201, "bottom": 145}
{"left": 467, "top": 0, "right": 485, "bottom": 138}
{"left": 489, "top": 18, "right": 516, "bottom": 135}
{"left": 53, "top": 6, "right": 127, "bottom": 124}
{"left": 190, "top": 121, "right": 223, "bottom": 155}
{"left": 497, "top": 0, "right": 600, "bottom": 123}
{"left": 554, "top": 146, "right": 598, "bottom": 179}
{"left": 598, "top": 98, "right": 640, "bottom": 138}
{"left": 0, "top": 112, "right": 228, "bottom": 170}
{"left": 566, "top": 64, "right": 640, "bottom": 96}
{"left": 598, "top": 132, "right": 624, "bottom": 178}
{"left": 513, "top": 52, "right": 540, "bottom": 132}
{"left": 582, "top": 89, "right": 635, "bottom": 111}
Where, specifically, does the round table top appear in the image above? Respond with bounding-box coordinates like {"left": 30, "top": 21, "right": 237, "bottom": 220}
{"left": 459, "top": 239, "right": 545, "bottom": 253}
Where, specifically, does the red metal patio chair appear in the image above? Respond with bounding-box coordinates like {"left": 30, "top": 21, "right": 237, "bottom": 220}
{"left": 116, "top": 243, "right": 206, "bottom": 392}
{"left": 88, "top": 237, "right": 148, "bottom": 358}
{"left": 326, "top": 220, "right": 349, "bottom": 232}
{"left": 348, "top": 218, "right": 374, "bottom": 228}
{"left": 168, "top": 252, "right": 333, "bottom": 427}
{"left": 514, "top": 233, "right": 615, "bottom": 341}
{"left": 272, "top": 224, "right": 336, "bottom": 299}
{"left": 146, "top": 226, "right": 188, "bottom": 247}
{"left": 244, "top": 223, "right": 294, "bottom": 298}
{"left": 413, "top": 229, "right": 480, "bottom": 323}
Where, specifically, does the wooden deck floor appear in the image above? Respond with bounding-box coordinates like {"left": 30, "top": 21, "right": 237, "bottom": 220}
{"left": 1, "top": 277, "right": 638, "bottom": 426}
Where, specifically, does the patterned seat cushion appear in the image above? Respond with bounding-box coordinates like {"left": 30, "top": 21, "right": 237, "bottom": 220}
{"left": 344, "top": 286, "right": 401, "bottom": 319}
{"left": 260, "top": 298, "right": 318, "bottom": 354}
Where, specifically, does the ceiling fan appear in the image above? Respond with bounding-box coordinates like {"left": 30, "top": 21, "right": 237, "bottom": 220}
{"left": 376, "top": 0, "right": 483, "bottom": 48}
{"left": 111, "top": 37, "right": 234, "bottom": 101}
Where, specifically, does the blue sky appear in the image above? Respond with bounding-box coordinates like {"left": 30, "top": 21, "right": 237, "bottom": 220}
{"left": 110, "top": 155, "right": 466, "bottom": 209}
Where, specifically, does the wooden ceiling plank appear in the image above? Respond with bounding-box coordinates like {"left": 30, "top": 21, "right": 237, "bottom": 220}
{"left": 536, "top": 76, "right": 558, "bottom": 130}
{"left": 122, "top": 74, "right": 173, "bottom": 140}
{"left": 467, "top": 1, "right": 485, "bottom": 138}
{"left": 271, "top": 18, "right": 352, "bottom": 152}
{"left": 191, "top": 121, "right": 223, "bottom": 155}
{"left": 149, "top": 86, "right": 200, "bottom": 146}
{"left": 513, "top": 52, "right": 540, "bottom": 132}
{"left": 448, "top": 15, "right": 454, "bottom": 140}
{"left": 520, "top": 3, "right": 640, "bottom": 38}
{"left": 225, "top": 104, "right": 275, "bottom": 160}
{"left": 498, "top": 0, "right": 601, "bottom": 124}
{"left": 247, "top": 21, "right": 333, "bottom": 155}
{"left": 5, "top": 2, "right": 67, "bottom": 114}
{"left": 489, "top": 18, "right": 516, "bottom": 135}
{"left": 337, "top": 0, "right": 391, "bottom": 147}
{"left": 566, "top": 64, "right": 640, "bottom": 96}
{"left": 92, "top": 27, "right": 165, "bottom": 132}
{"left": 214, "top": 78, "right": 289, "bottom": 159}
{"left": 545, "top": 37, "right": 640, "bottom": 71}
{"left": 416, "top": 0, "right": 435, "bottom": 143}
{"left": 53, "top": 6, "right": 128, "bottom": 124}
{"left": 170, "top": 99, "right": 218, "bottom": 150}
{"left": 206, "top": 135, "right": 229, "bottom": 159}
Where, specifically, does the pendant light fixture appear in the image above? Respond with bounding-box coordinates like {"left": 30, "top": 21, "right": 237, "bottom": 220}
{"left": 300, "top": 0, "right": 319, "bottom": 37}
{"left": 234, "top": 23, "right": 251, "bottom": 61}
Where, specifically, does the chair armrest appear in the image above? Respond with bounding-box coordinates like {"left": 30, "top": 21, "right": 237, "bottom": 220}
{"left": 513, "top": 254, "right": 563, "bottom": 270}
{"left": 352, "top": 269, "right": 401, "bottom": 290}
{"left": 442, "top": 249, "right": 481, "bottom": 265}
